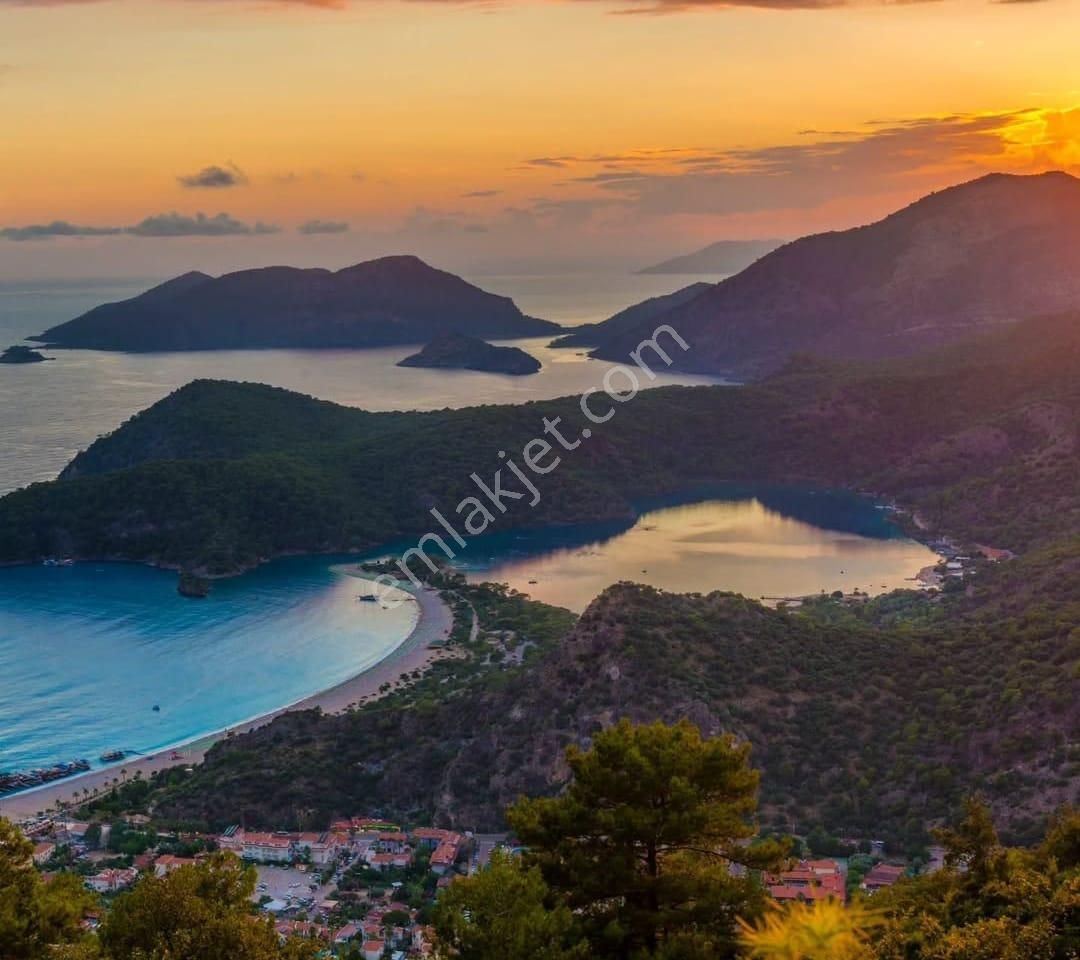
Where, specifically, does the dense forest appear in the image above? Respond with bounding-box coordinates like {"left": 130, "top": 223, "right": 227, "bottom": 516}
{"left": 7, "top": 736, "right": 1079, "bottom": 960}
{"left": 148, "top": 543, "right": 1079, "bottom": 848}
{"left": 2, "top": 312, "right": 1077, "bottom": 847}
{"left": 0, "top": 312, "right": 1076, "bottom": 574}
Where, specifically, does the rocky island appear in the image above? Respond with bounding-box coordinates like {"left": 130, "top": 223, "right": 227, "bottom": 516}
{"left": 0, "top": 345, "right": 49, "bottom": 364}
{"left": 397, "top": 333, "right": 541, "bottom": 375}
{"left": 30, "top": 255, "right": 560, "bottom": 352}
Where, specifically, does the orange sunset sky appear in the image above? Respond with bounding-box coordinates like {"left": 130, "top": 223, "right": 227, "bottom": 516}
{"left": 2, "top": 0, "right": 1080, "bottom": 279}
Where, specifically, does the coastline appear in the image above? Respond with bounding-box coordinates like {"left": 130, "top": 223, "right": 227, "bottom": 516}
{"left": 0, "top": 571, "right": 455, "bottom": 822}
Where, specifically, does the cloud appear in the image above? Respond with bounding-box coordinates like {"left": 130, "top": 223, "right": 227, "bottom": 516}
{"left": 0, "top": 221, "right": 124, "bottom": 241}
{"left": 298, "top": 218, "right": 350, "bottom": 234}
{"left": 523, "top": 157, "right": 571, "bottom": 169}
{"left": 177, "top": 164, "right": 248, "bottom": 189}
{"left": 129, "top": 212, "right": 279, "bottom": 236}
{"left": 1, "top": 212, "right": 280, "bottom": 241}
{"left": 462, "top": 189, "right": 501, "bottom": 198}
{"left": 523, "top": 109, "right": 1080, "bottom": 221}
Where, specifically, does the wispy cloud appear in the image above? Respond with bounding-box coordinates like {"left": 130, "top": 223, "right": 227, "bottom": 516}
{"left": 462, "top": 189, "right": 502, "bottom": 198}
{"left": 298, "top": 219, "right": 350, "bottom": 234}
{"left": 1, "top": 211, "right": 280, "bottom": 240}
{"left": 177, "top": 164, "right": 248, "bottom": 189}
{"left": 521, "top": 109, "right": 1080, "bottom": 221}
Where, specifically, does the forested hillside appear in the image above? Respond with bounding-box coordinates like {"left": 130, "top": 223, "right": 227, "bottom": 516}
{"left": 0, "top": 312, "right": 1076, "bottom": 574}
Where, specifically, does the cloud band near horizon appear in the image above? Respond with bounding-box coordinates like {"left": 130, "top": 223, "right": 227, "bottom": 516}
{"left": 0, "top": 212, "right": 280, "bottom": 241}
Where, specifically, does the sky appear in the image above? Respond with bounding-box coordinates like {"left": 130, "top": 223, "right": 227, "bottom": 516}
{"left": 2, "top": 0, "right": 1080, "bottom": 279}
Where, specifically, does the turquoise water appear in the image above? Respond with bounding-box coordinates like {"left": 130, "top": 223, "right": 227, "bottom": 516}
{"left": 0, "top": 557, "right": 417, "bottom": 775}
{"left": 0, "top": 491, "right": 934, "bottom": 783}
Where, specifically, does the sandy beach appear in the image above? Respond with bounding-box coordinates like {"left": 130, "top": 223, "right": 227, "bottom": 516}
{"left": 0, "top": 572, "right": 454, "bottom": 823}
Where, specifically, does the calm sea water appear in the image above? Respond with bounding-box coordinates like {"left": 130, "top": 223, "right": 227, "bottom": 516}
{"left": 0, "top": 557, "right": 417, "bottom": 776}
{"left": 0, "top": 491, "right": 934, "bottom": 783}
{"left": 0, "top": 275, "right": 935, "bottom": 790}
{"left": 455, "top": 489, "right": 937, "bottom": 611}
{"left": 0, "top": 274, "right": 723, "bottom": 494}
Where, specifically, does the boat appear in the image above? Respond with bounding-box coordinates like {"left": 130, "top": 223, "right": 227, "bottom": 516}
{"left": 0, "top": 758, "right": 91, "bottom": 796}
{"left": 357, "top": 594, "right": 379, "bottom": 602}
{"left": 99, "top": 750, "right": 126, "bottom": 763}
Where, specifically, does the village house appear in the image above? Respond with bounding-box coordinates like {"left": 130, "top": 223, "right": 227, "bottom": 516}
{"left": 429, "top": 840, "right": 459, "bottom": 875}
{"left": 273, "top": 919, "right": 330, "bottom": 942}
{"left": 765, "top": 859, "right": 846, "bottom": 904}
{"left": 31, "top": 841, "right": 56, "bottom": 865}
{"left": 362, "top": 939, "right": 386, "bottom": 960}
{"left": 153, "top": 854, "right": 197, "bottom": 876}
{"left": 87, "top": 867, "right": 139, "bottom": 894}
{"left": 862, "top": 862, "right": 906, "bottom": 893}
{"left": 367, "top": 851, "right": 411, "bottom": 872}
{"left": 334, "top": 921, "right": 363, "bottom": 945}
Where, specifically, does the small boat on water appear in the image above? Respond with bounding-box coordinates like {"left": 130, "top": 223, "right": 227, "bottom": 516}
{"left": 99, "top": 750, "right": 126, "bottom": 763}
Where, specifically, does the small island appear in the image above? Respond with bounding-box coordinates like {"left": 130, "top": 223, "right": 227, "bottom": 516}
{"left": 178, "top": 570, "right": 211, "bottom": 598}
{"left": 0, "top": 345, "right": 50, "bottom": 364}
{"left": 397, "top": 333, "right": 541, "bottom": 376}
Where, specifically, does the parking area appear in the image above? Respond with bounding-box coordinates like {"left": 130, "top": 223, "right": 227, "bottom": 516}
{"left": 252, "top": 864, "right": 336, "bottom": 908}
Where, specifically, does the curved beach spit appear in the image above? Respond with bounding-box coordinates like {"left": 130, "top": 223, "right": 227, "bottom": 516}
{"left": 0, "top": 575, "right": 453, "bottom": 822}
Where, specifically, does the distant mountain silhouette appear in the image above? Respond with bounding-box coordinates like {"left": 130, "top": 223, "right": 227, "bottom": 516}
{"left": 597, "top": 173, "right": 1080, "bottom": 378}
{"left": 549, "top": 282, "right": 712, "bottom": 349}
{"left": 637, "top": 239, "right": 785, "bottom": 275}
{"left": 33, "top": 255, "right": 559, "bottom": 351}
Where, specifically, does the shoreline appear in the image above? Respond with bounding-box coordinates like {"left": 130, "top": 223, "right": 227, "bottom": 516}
{"left": 0, "top": 571, "right": 454, "bottom": 823}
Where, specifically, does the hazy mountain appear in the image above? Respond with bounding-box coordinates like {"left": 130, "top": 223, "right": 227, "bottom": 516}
{"left": 637, "top": 239, "right": 785, "bottom": 275}
{"left": 32, "top": 255, "right": 559, "bottom": 351}
{"left": 548, "top": 282, "right": 712, "bottom": 349}
{"left": 598, "top": 172, "right": 1080, "bottom": 378}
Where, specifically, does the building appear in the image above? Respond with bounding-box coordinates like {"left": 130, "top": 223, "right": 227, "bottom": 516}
{"left": 334, "top": 922, "right": 362, "bottom": 945}
{"left": 87, "top": 868, "right": 139, "bottom": 894}
{"left": 862, "top": 862, "right": 906, "bottom": 893}
{"left": 411, "top": 827, "right": 461, "bottom": 850}
{"left": 430, "top": 840, "right": 459, "bottom": 875}
{"left": 296, "top": 831, "right": 343, "bottom": 866}
{"left": 368, "top": 851, "right": 411, "bottom": 872}
{"left": 376, "top": 831, "right": 409, "bottom": 854}
{"left": 154, "top": 854, "right": 197, "bottom": 876}
{"left": 239, "top": 831, "right": 294, "bottom": 863}
{"left": 274, "top": 920, "right": 330, "bottom": 942}
{"left": 362, "top": 939, "right": 386, "bottom": 960}
{"left": 31, "top": 841, "right": 56, "bottom": 865}
{"left": 765, "top": 859, "right": 846, "bottom": 904}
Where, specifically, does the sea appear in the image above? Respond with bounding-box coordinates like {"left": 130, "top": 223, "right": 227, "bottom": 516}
{"left": 0, "top": 272, "right": 938, "bottom": 785}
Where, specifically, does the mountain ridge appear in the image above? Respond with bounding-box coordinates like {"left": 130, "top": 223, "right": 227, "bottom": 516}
{"left": 596, "top": 172, "right": 1080, "bottom": 378}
